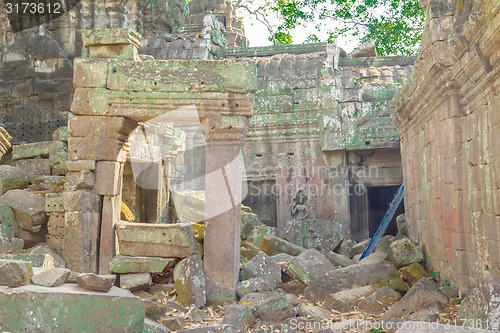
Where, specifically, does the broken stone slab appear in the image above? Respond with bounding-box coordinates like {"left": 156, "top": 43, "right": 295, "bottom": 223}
{"left": 0, "top": 237, "right": 24, "bottom": 255}
{"left": 401, "top": 262, "right": 431, "bottom": 287}
{"left": 76, "top": 273, "right": 116, "bottom": 292}
{"left": 236, "top": 277, "right": 278, "bottom": 298}
{"left": 279, "top": 280, "right": 306, "bottom": 296}
{"left": 0, "top": 189, "right": 48, "bottom": 230}
{"left": 356, "top": 286, "right": 401, "bottom": 315}
{"left": 458, "top": 276, "right": 500, "bottom": 330}
{"left": 143, "top": 318, "right": 170, "bottom": 333}
{"left": 281, "top": 219, "right": 343, "bottom": 253}
{"left": 12, "top": 141, "right": 64, "bottom": 160}
{"left": 240, "top": 251, "right": 281, "bottom": 283}
{"left": 387, "top": 238, "right": 424, "bottom": 268}
{"left": 375, "top": 235, "right": 396, "bottom": 253}
{"left": 305, "top": 260, "right": 406, "bottom": 302}
{"left": 30, "top": 244, "right": 66, "bottom": 267}
{"left": 405, "top": 301, "right": 445, "bottom": 322}
{"left": 260, "top": 235, "right": 305, "bottom": 256}
{"left": 324, "top": 285, "right": 378, "bottom": 312}
{"left": 116, "top": 222, "right": 198, "bottom": 258}
{"left": 0, "top": 284, "right": 144, "bottom": 332}
{"left": 120, "top": 273, "right": 152, "bottom": 292}
{"left": 188, "top": 304, "right": 210, "bottom": 322}
{"left": 350, "top": 239, "right": 369, "bottom": 256}
{"left": 382, "top": 277, "right": 447, "bottom": 320}
{"left": 324, "top": 251, "right": 354, "bottom": 267}
{"left": 0, "top": 165, "right": 29, "bottom": 195}
{"left": 222, "top": 304, "right": 253, "bottom": 330}
{"left": 247, "top": 226, "right": 276, "bottom": 248}
{"left": 285, "top": 249, "right": 335, "bottom": 285}
{"left": 160, "top": 316, "right": 184, "bottom": 331}
{"left": 18, "top": 227, "right": 47, "bottom": 247}
{"left": 110, "top": 255, "right": 178, "bottom": 274}
{"left": 0, "top": 259, "right": 33, "bottom": 287}
{"left": 173, "top": 255, "right": 206, "bottom": 308}
{"left": 31, "top": 267, "right": 70, "bottom": 287}
{"left": 16, "top": 158, "right": 52, "bottom": 178}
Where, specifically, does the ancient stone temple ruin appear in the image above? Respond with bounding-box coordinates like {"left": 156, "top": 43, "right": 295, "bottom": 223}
{"left": 0, "top": 0, "right": 499, "bottom": 331}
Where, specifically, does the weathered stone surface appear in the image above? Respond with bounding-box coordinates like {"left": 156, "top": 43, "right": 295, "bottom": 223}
{"left": 401, "top": 262, "right": 431, "bottom": 287}
{"left": 16, "top": 158, "right": 52, "bottom": 178}
{"left": 0, "top": 237, "right": 24, "bottom": 255}
{"left": 356, "top": 286, "right": 401, "bottom": 315}
{"left": 458, "top": 277, "right": 500, "bottom": 329}
{"left": 0, "top": 189, "right": 47, "bottom": 230}
{"left": 324, "top": 285, "right": 378, "bottom": 312}
{"left": 305, "top": 260, "right": 406, "bottom": 302}
{"left": 382, "top": 277, "right": 447, "bottom": 320}
{"left": 248, "top": 226, "right": 275, "bottom": 248}
{"left": 0, "top": 284, "right": 145, "bottom": 332}
{"left": 241, "top": 212, "right": 261, "bottom": 240}
{"left": 0, "top": 259, "right": 33, "bottom": 287}
{"left": 18, "top": 227, "right": 47, "bottom": 247}
{"left": 240, "top": 251, "right": 281, "bottom": 283}
{"left": 12, "top": 141, "right": 62, "bottom": 160}
{"left": 271, "top": 253, "right": 294, "bottom": 263}
{"left": 279, "top": 280, "right": 306, "bottom": 296}
{"left": 439, "top": 285, "right": 459, "bottom": 299}
{"left": 281, "top": 219, "right": 343, "bottom": 252}
{"left": 297, "top": 303, "right": 331, "bottom": 321}
{"left": 31, "top": 267, "right": 70, "bottom": 287}
{"left": 405, "top": 301, "right": 445, "bottom": 322}
{"left": 120, "top": 273, "right": 152, "bottom": 292}
{"left": 0, "top": 205, "right": 17, "bottom": 241}
{"left": 173, "top": 255, "right": 206, "bottom": 307}
{"left": 143, "top": 299, "right": 185, "bottom": 321}
{"left": 285, "top": 249, "right": 335, "bottom": 285}
{"left": 351, "top": 240, "right": 369, "bottom": 256}
{"left": 160, "top": 316, "right": 184, "bottom": 331}
{"left": 387, "top": 238, "right": 424, "bottom": 268}
{"left": 222, "top": 304, "right": 253, "bottom": 330}
{"left": 44, "top": 193, "right": 64, "bottom": 213}
{"left": 116, "top": 222, "right": 198, "bottom": 258}
{"left": 324, "top": 251, "right": 354, "bottom": 267}
{"left": 241, "top": 291, "right": 294, "bottom": 322}
{"left": 0, "top": 165, "right": 29, "bottom": 195}
{"left": 187, "top": 304, "right": 210, "bottom": 322}
{"left": 76, "top": 273, "right": 116, "bottom": 292}
{"left": 396, "top": 214, "right": 408, "bottom": 236}
{"left": 143, "top": 318, "right": 171, "bottom": 333}
{"left": 110, "top": 255, "right": 178, "bottom": 274}
{"left": 260, "top": 235, "right": 305, "bottom": 257}
{"left": 0, "top": 252, "right": 65, "bottom": 268}
{"left": 236, "top": 278, "right": 277, "bottom": 298}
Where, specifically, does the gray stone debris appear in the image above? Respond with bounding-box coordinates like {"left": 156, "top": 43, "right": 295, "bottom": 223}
{"left": 0, "top": 259, "right": 33, "bottom": 287}
{"left": 120, "top": 273, "right": 152, "bottom": 292}
{"left": 31, "top": 267, "right": 70, "bottom": 287}
{"left": 387, "top": 238, "right": 424, "bottom": 268}
{"left": 285, "top": 248, "right": 335, "bottom": 285}
{"left": 458, "top": 276, "right": 500, "bottom": 329}
{"left": 173, "top": 255, "right": 206, "bottom": 308}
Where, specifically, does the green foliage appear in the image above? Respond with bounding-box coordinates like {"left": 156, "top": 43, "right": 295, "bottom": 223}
{"left": 247, "top": 0, "right": 425, "bottom": 55}
{"left": 370, "top": 329, "right": 385, "bottom": 333}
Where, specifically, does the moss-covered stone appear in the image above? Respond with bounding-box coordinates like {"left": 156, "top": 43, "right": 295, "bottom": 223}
{"left": 401, "top": 262, "right": 431, "bottom": 287}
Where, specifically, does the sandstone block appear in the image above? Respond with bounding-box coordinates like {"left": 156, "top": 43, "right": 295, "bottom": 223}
{"left": 116, "top": 222, "right": 198, "bottom": 258}
{"left": 221, "top": 304, "right": 253, "bottom": 330}
{"left": 0, "top": 205, "right": 18, "bottom": 240}
{"left": 31, "top": 267, "right": 71, "bottom": 287}
{"left": 241, "top": 291, "right": 294, "bottom": 323}
{"left": 66, "top": 160, "right": 97, "bottom": 172}
{"left": 0, "top": 259, "right": 33, "bottom": 287}
{"left": 63, "top": 190, "right": 100, "bottom": 212}
{"left": 120, "top": 273, "right": 152, "bottom": 292}
{"left": 47, "top": 212, "right": 65, "bottom": 236}
{"left": 240, "top": 251, "right": 281, "bottom": 283}
{"left": 76, "top": 273, "right": 116, "bottom": 292}
{"left": 109, "top": 255, "right": 177, "bottom": 274}
{"left": 0, "top": 285, "right": 144, "bottom": 332}
{"left": 297, "top": 303, "right": 332, "bottom": 321}
{"left": 73, "top": 58, "right": 109, "bottom": 88}
{"left": 260, "top": 235, "right": 305, "bottom": 257}
{"left": 324, "top": 285, "right": 378, "bottom": 312}
{"left": 174, "top": 255, "right": 206, "bottom": 307}
{"left": 63, "top": 212, "right": 100, "bottom": 272}
{"left": 17, "top": 226, "right": 47, "bottom": 247}
{"left": 11, "top": 141, "right": 62, "bottom": 160}
{"left": 281, "top": 219, "right": 343, "bottom": 252}
{"left": 401, "top": 262, "right": 431, "bottom": 287}
{"left": 356, "top": 286, "right": 401, "bottom": 315}
{"left": 65, "top": 170, "right": 95, "bottom": 190}
{"left": 16, "top": 159, "right": 52, "bottom": 178}
{"left": 30, "top": 245, "right": 66, "bottom": 268}
{"left": 67, "top": 137, "right": 129, "bottom": 162}
{"left": 324, "top": 251, "right": 354, "bottom": 267}
{"left": 458, "top": 276, "right": 500, "bottom": 329}
{"left": 52, "top": 127, "right": 70, "bottom": 142}
{"left": 285, "top": 249, "right": 335, "bottom": 285}
{"left": 0, "top": 165, "right": 29, "bottom": 195}
{"left": 247, "top": 226, "right": 275, "bottom": 247}
{"left": 387, "top": 238, "right": 424, "bottom": 268}
{"left": 46, "top": 235, "right": 63, "bottom": 255}
{"left": 94, "top": 161, "right": 122, "bottom": 195}
{"left": 44, "top": 193, "right": 64, "bottom": 213}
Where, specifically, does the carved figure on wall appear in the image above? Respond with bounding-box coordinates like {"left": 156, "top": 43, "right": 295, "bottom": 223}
{"left": 291, "top": 189, "right": 310, "bottom": 220}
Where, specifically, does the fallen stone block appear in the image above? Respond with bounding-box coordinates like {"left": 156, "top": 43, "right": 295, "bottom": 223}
{"left": 458, "top": 276, "right": 500, "bottom": 330}
{"left": 297, "top": 303, "right": 331, "bottom": 321}
{"left": 160, "top": 316, "right": 184, "bottom": 331}
{"left": 247, "top": 226, "right": 275, "bottom": 248}
{"left": 0, "top": 259, "right": 33, "bottom": 287}
{"left": 324, "top": 285, "right": 378, "bottom": 312}
{"left": 279, "top": 280, "right": 306, "bottom": 296}
{"left": 324, "top": 251, "right": 354, "bottom": 267}
{"left": 44, "top": 193, "right": 64, "bottom": 213}
{"left": 396, "top": 214, "right": 408, "bottom": 236}
{"left": 31, "top": 267, "right": 70, "bottom": 287}
{"left": 241, "top": 291, "right": 294, "bottom": 323}
{"left": 0, "top": 165, "right": 29, "bottom": 195}
{"left": 0, "top": 237, "right": 24, "bottom": 255}
{"left": 76, "top": 273, "right": 116, "bottom": 292}
{"left": 285, "top": 249, "right": 335, "bottom": 285}
{"left": 120, "top": 273, "right": 152, "bottom": 292}
{"left": 143, "top": 318, "right": 170, "bottom": 333}
{"left": 0, "top": 284, "right": 145, "bottom": 332}
{"left": 187, "top": 304, "right": 210, "bottom": 322}
{"left": 356, "top": 286, "right": 401, "bottom": 315}
{"left": 405, "top": 301, "right": 445, "bottom": 322}
{"left": 337, "top": 239, "right": 354, "bottom": 258}
{"left": 305, "top": 260, "right": 406, "bottom": 302}
{"left": 0, "top": 205, "right": 17, "bottom": 240}
{"left": 110, "top": 255, "right": 178, "bottom": 274}
{"left": 241, "top": 212, "right": 261, "bottom": 240}
{"left": 236, "top": 277, "right": 278, "bottom": 298}
{"left": 18, "top": 227, "right": 47, "bottom": 247}
{"left": 16, "top": 158, "right": 52, "bottom": 178}
{"left": 382, "top": 277, "right": 447, "bottom": 320}
{"left": 116, "top": 222, "right": 198, "bottom": 258}
{"left": 439, "top": 285, "right": 459, "bottom": 299}
{"left": 387, "top": 238, "right": 424, "bottom": 268}
{"left": 240, "top": 251, "right": 281, "bottom": 283}
{"left": 12, "top": 141, "right": 62, "bottom": 160}
{"left": 350, "top": 239, "right": 369, "bottom": 256}
{"left": 143, "top": 298, "right": 185, "bottom": 321}
{"left": 222, "top": 304, "right": 253, "bottom": 330}
{"left": 30, "top": 244, "right": 66, "bottom": 267}
{"left": 174, "top": 255, "right": 206, "bottom": 307}
{"left": 0, "top": 189, "right": 48, "bottom": 230}
{"left": 281, "top": 218, "right": 343, "bottom": 252}
{"left": 260, "top": 235, "right": 305, "bottom": 256}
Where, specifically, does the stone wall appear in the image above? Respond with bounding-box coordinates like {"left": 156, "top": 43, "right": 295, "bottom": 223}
{"left": 392, "top": 0, "right": 500, "bottom": 289}
{"left": 228, "top": 44, "right": 414, "bottom": 238}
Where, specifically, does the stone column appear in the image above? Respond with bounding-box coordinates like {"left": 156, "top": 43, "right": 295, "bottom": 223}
{"left": 203, "top": 116, "right": 246, "bottom": 304}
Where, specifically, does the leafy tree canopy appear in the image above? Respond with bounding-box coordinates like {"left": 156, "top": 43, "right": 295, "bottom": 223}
{"left": 236, "top": 0, "right": 425, "bottom": 56}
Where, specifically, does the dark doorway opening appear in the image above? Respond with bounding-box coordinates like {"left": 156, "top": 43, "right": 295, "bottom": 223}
{"left": 243, "top": 180, "right": 277, "bottom": 227}
{"left": 367, "top": 186, "right": 404, "bottom": 237}
{"left": 350, "top": 185, "right": 405, "bottom": 241}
